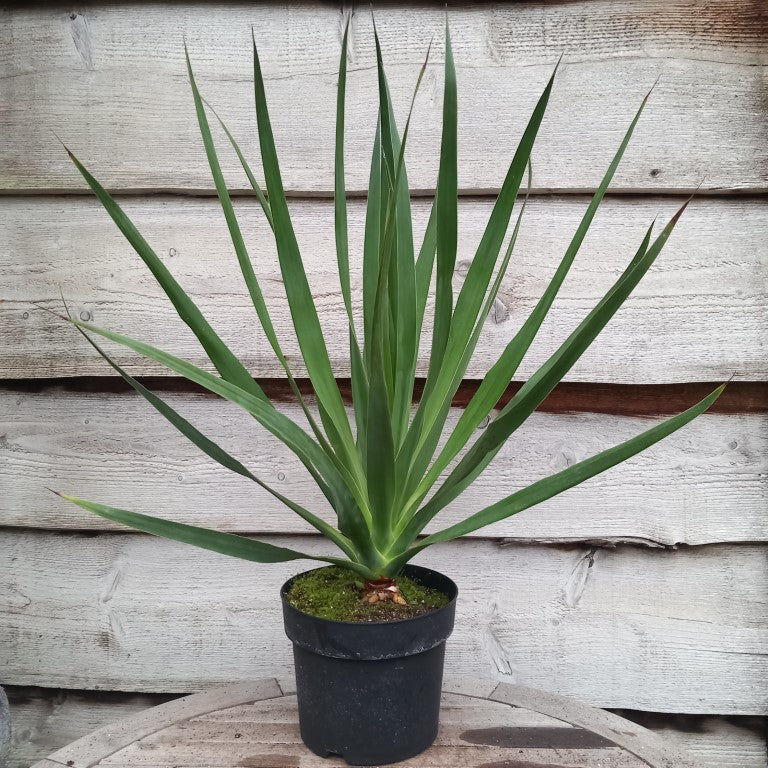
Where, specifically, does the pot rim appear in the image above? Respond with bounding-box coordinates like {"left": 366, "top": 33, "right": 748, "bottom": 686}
{"left": 280, "top": 563, "right": 458, "bottom": 628}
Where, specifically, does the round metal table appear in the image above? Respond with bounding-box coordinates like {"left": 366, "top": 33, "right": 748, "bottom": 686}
{"left": 31, "top": 676, "right": 700, "bottom": 767}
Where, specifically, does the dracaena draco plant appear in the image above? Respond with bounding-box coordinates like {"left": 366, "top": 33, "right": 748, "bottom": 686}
{"left": 54, "top": 22, "right": 724, "bottom": 598}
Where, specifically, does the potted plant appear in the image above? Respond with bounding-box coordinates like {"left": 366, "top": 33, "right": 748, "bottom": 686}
{"left": 52, "top": 19, "right": 723, "bottom": 766}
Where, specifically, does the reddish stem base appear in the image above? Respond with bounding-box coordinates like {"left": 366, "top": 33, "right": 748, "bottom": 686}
{"left": 361, "top": 577, "right": 408, "bottom": 605}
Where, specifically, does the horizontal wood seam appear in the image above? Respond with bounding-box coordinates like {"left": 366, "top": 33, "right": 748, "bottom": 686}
{"left": 1, "top": 527, "right": 764, "bottom": 551}
{"left": 2, "top": 189, "right": 767, "bottom": 201}
{"left": 3, "top": 378, "right": 765, "bottom": 415}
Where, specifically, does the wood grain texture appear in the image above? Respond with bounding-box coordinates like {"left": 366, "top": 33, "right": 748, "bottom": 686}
{"left": 3, "top": 195, "right": 766, "bottom": 381}
{"left": 613, "top": 710, "right": 768, "bottom": 768}
{"left": 31, "top": 685, "right": 692, "bottom": 768}
{"left": 6, "top": 688, "right": 177, "bottom": 768}
{"left": 7, "top": 685, "right": 766, "bottom": 768}
{"left": 0, "top": 2, "right": 766, "bottom": 194}
{"left": 33, "top": 680, "right": 285, "bottom": 768}
{"left": 3, "top": 385, "right": 766, "bottom": 545}
{"left": 487, "top": 682, "right": 698, "bottom": 767}
{"left": 18, "top": 684, "right": 668, "bottom": 768}
{"left": 1, "top": 532, "right": 766, "bottom": 713}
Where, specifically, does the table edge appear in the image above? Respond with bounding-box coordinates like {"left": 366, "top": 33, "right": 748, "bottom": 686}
{"left": 31, "top": 675, "right": 703, "bottom": 768}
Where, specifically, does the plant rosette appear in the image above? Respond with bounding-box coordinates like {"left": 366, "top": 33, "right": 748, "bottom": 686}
{"left": 53, "top": 15, "right": 724, "bottom": 767}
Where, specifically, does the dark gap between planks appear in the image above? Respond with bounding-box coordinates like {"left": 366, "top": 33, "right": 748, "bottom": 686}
{"left": 2, "top": 189, "right": 768, "bottom": 200}
{"left": 3, "top": 378, "right": 766, "bottom": 415}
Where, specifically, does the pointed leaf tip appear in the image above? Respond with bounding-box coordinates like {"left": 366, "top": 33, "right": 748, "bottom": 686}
{"left": 58, "top": 287, "right": 72, "bottom": 319}
{"left": 30, "top": 301, "right": 68, "bottom": 323}
{"left": 50, "top": 130, "right": 72, "bottom": 155}
{"left": 671, "top": 198, "right": 691, "bottom": 225}
{"left": 644, "top": 74, "right": 662, "bottom": 102}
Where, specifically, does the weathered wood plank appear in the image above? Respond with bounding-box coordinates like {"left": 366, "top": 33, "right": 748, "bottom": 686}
{"left": 8, "top": 685, "right": 766, "bottom": 768}
{"left": 2, "top": 684, "right": 574, "bottom": 768}
{"left": 25, "top": 686, "right": 670, "bottom": 768}
{"left": 34, "top": 681, "right": 284, "bottom": 768}
{"left": 1, "top": 532, "right": 766, "bottom": 713}
{"left": 1, "top": 2, "right": 765, "bottom": 194}
{"left": 3, "top": 386, "right": 766, "bottom": 545}
{"left": 68, "top": 690, "right": 651, "bottom": 768}
{"left": 101, "top": 719, "right": 650, "bottom": 768}
{"left": 6, "top": 688, "right": 176, "bottom": 768}
{"left": 613, "top": 710, "right": 768, "bottom": 768}
{"left": 488, "top": 682, "right": 697, "bottom": 768}
{"left": 2, "top": 196, "right": 766, "bottom": 381}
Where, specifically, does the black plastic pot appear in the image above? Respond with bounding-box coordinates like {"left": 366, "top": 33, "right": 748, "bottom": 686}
{"left": 281, "top": 564, "right": 458, "bottom": 765}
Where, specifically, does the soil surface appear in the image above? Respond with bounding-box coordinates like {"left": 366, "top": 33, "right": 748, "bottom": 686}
{"left": 285, "top": 566, "right": 450, "bottom": 622}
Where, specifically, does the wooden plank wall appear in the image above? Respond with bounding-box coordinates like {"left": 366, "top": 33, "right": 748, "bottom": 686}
{"left": 1, "top": 2, "right": 766, "bottom": 766}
